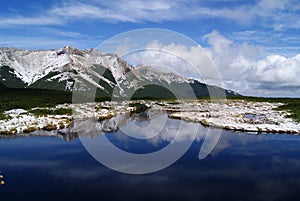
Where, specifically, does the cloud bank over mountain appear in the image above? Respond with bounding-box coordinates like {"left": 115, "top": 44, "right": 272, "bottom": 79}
{"left": 121, "top": 31, "right": 299, "bottom": 97}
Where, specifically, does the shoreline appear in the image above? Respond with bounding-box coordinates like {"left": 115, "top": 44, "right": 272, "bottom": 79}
{"left": 0, "top": 100, "right": 299, "bottom": 135}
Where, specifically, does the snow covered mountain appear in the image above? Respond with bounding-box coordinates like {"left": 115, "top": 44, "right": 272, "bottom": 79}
{"left": 0, "top": 46, "right": 239, "bottom": 98}
{"left": 135, "top": 65, "right": 190, "bottom": 84}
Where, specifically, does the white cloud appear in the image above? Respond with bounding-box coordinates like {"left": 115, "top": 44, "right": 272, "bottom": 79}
{"left": 53, "top": 31, "right": 87, "bottom": 38}
{"left": 0, "top": 16, "right": 62, "bottom": 27}
{"left": 49, "top": 1, "right": 180, "bottom": 23}
{"left": 47, "top": 1, "right": 255, "bottom": 24}
{"left": 203, "top": 30, "right": 264, "bottom": 77}
{"left": 122, "top": 39, "right": 224, "bottom": 87}
{"left": 203, "top": 31, "right": 300, "bottom": 97}
{"left": 0, "top": 0, "right": 298, "bottom": 30}
{"left": 228, "top": 31, "right": 300, "bottom": 57}
{"left": 258, "top": 0, "right": 291, "bottom": 11}
{"left": 121, "top": 30, "right": 299, "bottom": 97}
{"left": 50, "top": 2, "right": 135, "bottom": 22}
{"left": 0, "top": 35, "right": 99, "bottom": 50}
{"left": 46, "top": 28, "right": 96, "bottom": 39}
{"left": 246, "top": 54, "right": 300, "bottom": 88}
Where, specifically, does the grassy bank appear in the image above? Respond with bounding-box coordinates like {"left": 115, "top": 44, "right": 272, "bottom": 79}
{"left": 30, "top": 108, "right": 73, "bottom": 116}
{"left": 0, "top": 87, "right": 72, "bottom": 119}
{"left": 227, "top": 96, "right": 300, "bottom": 122}
{"left": 1, "top": 83, "right": 299, "bottom": 123}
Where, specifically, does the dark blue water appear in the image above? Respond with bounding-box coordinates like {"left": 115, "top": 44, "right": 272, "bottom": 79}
{"left": 1, "top": 117, "right": 300, "bottom": 201}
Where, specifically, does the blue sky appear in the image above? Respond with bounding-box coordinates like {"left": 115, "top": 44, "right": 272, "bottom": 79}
{"left": 0, "top": 0, "right": 299, "bottom": 96}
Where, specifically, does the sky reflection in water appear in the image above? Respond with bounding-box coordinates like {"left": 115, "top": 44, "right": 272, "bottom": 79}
{"left": 1, "top": 114, "right": 300, "bottom": 201}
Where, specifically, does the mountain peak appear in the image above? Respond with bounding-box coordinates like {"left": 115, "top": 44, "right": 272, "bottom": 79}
{"left": 0, "top": 46, "right": 132, "bottom": 92}
{"left": 135, "top": 65, "right": 190, "bottom": 84}
{"left": 57, "top": 45, "right": 84, "bottom": 56}
{"left": 0, "top": 46, "right": 240, "bottom": 98}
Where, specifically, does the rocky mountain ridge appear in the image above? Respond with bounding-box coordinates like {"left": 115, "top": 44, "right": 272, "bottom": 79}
{"left": 0, "top": 46, "right": 240, "bottom": 98}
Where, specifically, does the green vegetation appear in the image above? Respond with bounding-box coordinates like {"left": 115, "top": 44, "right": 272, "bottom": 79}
{"left": 0, "top": 113, "right": 7, "bottom": 120}
{"left": 227, "top": 96, "right": 298, "bottom": 103}
{"left": 30, "top": 108, "right": 72, "bottom": 116}
{"left": 0, "top": 66, "right": 26, "bottom": 88}
{"left": 131, "top": 84, "right": 176, "bottom": 100}
{"left": 0, "top": 86, "right": 73, "bottom": 117}
{"left": 0, "top": 82, "right": 7, "bottom": 90}
{"left": 0, "top": 82, "right": 110, "bottom": 118}
{"left": 0, "top": 78, "right": 299, "bottom": 123}
{"left": 276, "top": 102, "right": 300, "bottom": 122}
{"left": 227, "top": 96, "right": 300, "bottom": 122}
{"left": 28, "top": 71, "right": 74, "bottom": 91}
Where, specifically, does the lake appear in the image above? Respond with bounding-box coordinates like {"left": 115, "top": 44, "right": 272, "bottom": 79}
{"left": 1, "top": 111, "right": 300, "bottom": 201}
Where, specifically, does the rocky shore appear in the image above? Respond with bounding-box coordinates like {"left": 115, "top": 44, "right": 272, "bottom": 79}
{"left": 168, "top": 100, "right": 300, "bottom": 134}
{"left": 0, "top": 100, "right": 299, "bottom": 135}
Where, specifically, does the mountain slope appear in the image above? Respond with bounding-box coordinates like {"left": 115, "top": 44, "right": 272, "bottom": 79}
{"left": 0, "top": 66, "right": 26, "bottom": 88}
{"left": 133, "top": 65, "right": 240, "bottom": 98}
{"left": 0, "top": 46, "right": 130, "bottom": 90}
{"left": 0, "top": 46, "right": 240, "bottom": 99}
{"left": 0, "top": 81, "right": 8, "bottom": 89}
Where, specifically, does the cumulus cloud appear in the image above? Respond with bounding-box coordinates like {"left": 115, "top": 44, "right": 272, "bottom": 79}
{"left": 246, "top": 55, "right": 300, "bottom": 89}
{"left": 203, "top": 31, "right": 300, "bottom": 97}
{"left": 122, "top": 40, "right": 224, "bottom": 87}
{"left": 121, "top": 30, "right": 300, "bottom": 97}
{"left": 202, "top": 30, "right": 263, "bottom": 87}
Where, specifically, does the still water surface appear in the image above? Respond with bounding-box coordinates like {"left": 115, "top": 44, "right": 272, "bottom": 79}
{"left": 1, "top": 112, "right": 300, "bottom": 201}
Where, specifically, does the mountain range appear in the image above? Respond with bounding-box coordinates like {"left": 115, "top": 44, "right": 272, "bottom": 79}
{"left": 0, "top": 46, "right": 240, "bottom": 99}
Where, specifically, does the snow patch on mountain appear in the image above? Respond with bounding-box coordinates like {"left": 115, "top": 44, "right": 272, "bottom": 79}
{"left": 0, "top": 46, "right": 240, "bottom": 98}
{"left": 0, "top": 46, "right": 132, "bottom": 89}
{"left": 135, "top": 65, "right": 190, "bottom": 84}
